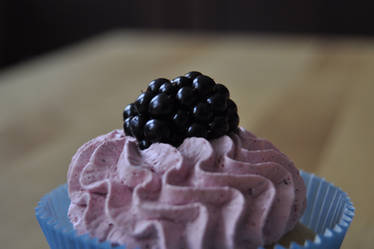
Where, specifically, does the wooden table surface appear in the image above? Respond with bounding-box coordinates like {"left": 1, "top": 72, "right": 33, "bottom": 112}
{"left": 0, "top": 31, "right": 373, "bottom": 249}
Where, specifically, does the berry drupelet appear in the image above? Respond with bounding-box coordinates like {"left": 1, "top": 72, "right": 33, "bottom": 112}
{"left": 122, "top": 72, "right": 240, "bottom": 149}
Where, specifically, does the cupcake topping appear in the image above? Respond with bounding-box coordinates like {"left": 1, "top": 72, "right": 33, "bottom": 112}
{"left": 123, "top": 72, "right": 239, "bottom": 149}
{"left": 67, "top": 128, "right": 307, "bottom": 249}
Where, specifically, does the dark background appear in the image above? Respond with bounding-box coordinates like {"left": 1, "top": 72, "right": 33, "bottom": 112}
{"left": 0, "top": 0, "right": 373, "bottom": 70}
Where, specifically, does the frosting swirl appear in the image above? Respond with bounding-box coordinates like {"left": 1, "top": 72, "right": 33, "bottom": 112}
{"left": 67, "top": 128, "right": 306, "bottom": 249}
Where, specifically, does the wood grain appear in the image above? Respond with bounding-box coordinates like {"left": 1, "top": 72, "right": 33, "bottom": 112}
{"left": 0, "top": 31, "right": 372, "bottom": 249}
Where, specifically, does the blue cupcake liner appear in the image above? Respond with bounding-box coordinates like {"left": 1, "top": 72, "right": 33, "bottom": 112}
{"left": 35, "top": 171, "right": 354, "bottom": 249}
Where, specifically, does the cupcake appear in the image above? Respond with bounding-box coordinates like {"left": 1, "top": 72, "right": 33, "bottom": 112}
{"left": 36, "top": 72, "right": 354, "bottom": 249}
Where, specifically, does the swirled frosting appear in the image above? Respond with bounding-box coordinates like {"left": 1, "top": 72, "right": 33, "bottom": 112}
{"left": 67, "top": 128, "right": 306, "bottom": 249}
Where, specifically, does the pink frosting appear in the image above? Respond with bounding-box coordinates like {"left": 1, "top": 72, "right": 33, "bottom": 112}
{"left": 67, "top": 127, "right": 306, "bottom": 249}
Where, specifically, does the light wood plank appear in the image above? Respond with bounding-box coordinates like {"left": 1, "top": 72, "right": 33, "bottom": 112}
{"left": 317, "top": 80, "right": 374, "bottom": 249}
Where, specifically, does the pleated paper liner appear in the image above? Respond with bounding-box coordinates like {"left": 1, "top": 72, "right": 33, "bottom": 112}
{"left": 35, "top": 171, "right": 354, "bottom": 249}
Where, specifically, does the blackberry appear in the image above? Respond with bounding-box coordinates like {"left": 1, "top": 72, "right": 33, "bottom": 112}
{"left": 147, "top": 78, "right": 169, "bottom": 93}
{"left": 172, "top": 110, "right": 189, "bottom": 132}
{"left": 206, "top": 94, "right": 227, "bottom": 113}
{"left": 135, "top": 91, "right": 154, "bottom": 114}
{"left": 122, "top": 71, "right": 240, "bottom": 149}
{"left": 123, "top": 103, "right": 137, "bottom": 120}
{"left": 192, "top": 103, "right": 213, "bottom": 122}
{"left": 159, "top": 81, "right": 177, "bottom": 95}
{"left": 148, "top": 93, "right": 175, "bottom": 117}
{"left": 123, "top": 117, "right": 132, "bottom": 135}
{"left": 227, "top": 99, "right": 237, "bottom": 113}
{"left": 176, "top": 87, "right": 197, "bottom": 107}
{"left": 171, "top": 76, "right": 192, "bottom": 88}
{"left": 129, "top": 115, "right": 147, "bottom": 139}
{"left": 184, "top": 71, "right": 202, "bottom": 80}
{"left": 139, "top": 139, "right": 151, "bottom": 150}
{"left": 192, "top": 75, "right": 215, "bottom": 97}
{"left": 214, "top": 84, "right": 230, "bottom": 98}
{"left": 208, "top": 116, "right": 229, "bottom": 139}
{"left": 187, "top": 123, "right": 208, "bottom": 138}
{"left": 144, "top": 119, "right": 170, "bottom": 142}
